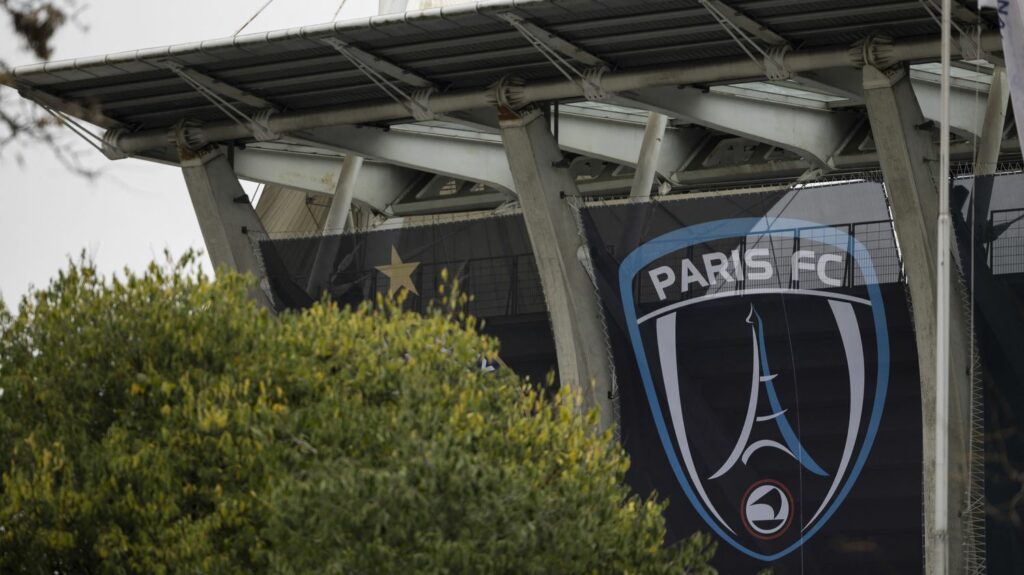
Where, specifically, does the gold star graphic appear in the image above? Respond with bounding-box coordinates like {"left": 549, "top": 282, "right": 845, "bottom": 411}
{"left": 375, "top": 246, "right": 420, "bottom": 296}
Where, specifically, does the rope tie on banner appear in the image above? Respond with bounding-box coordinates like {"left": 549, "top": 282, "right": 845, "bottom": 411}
{"left": 245, "top": 226, "right": 280, "bottom": 309}
{"left": 166, "top": 62, "right": 278, "bottom": 142}
{"left": 321, "top": 38, "right": 436, "bottom": 121}
{"left": 698, "top": 0, "right": 790, "bottom": 80}
{"left": 499, "top": 13, "right": 611, "bottom": 101}
{"left": 961, "top": 7, "right": 988, "bottom": 572}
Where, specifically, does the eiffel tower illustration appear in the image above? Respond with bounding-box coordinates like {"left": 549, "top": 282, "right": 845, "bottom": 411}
{"left": 709, "top": 305, "right": 828, "bottom": 480}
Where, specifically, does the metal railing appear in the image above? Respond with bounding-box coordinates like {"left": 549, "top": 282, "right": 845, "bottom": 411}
{"left": 367, "top": 219, "right": 907, "bottom": 318}
{"left": 635, "top": 219, "right": 904, "bottom": 306}
{"left": 371, "top": 253, "right": 546, "bottom": 319}
{"left": 989, "top": 209, "right": 1024, "bottom": 276}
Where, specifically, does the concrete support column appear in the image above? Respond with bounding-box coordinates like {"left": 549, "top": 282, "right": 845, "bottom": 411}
{"left": 180, "top": 145, "right": 271, "bottom": 306}
{"left": 499, "top": 107, "right": 614, "bottom": 431}
{"left": 977, "top": 65, "right": 1009, "bottom": 176}
{"left": 306, "top": 154, "right": 364, "bottom": 294}
{"left": 862, "top": 64, "right": 972, "bottom": 575}
{"left": 630, "top": 112, "right": 669, "bottom": 199}
{"left": 323, "top": 154, "right": 364, "bottom": 234}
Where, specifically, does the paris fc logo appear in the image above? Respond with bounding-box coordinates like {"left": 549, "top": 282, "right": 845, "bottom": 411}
{"left": 617, "top": 218, "right": 890, "bottom": 562}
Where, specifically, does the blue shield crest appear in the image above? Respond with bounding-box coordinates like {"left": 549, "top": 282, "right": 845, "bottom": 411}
{"left": 617, "top": 217, "right": 890, "bottom": 561}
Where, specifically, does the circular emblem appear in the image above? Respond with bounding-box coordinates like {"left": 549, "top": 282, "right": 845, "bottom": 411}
{"left": 741, "top": 479, "right": 793, "bottom": 540}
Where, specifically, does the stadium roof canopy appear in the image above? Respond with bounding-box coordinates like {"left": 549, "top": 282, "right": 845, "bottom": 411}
{"left": 2, "top": 0, "right": 1014, "bottom": 220}
{"left": 4, "top": 0, "right": 994, "bottom": 126}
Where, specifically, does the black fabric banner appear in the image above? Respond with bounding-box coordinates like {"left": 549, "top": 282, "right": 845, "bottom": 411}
{"left": 952, "top": 173, "right": 1024, "bottom": 574}
{"left": 259, "top": 215, "right": 557, "bottom": 383}
{"left": 580, "top": 189, "right": 924, "bottom": 573}
{"left": 256, "top": 177, "right": 1024, "bottom": 572}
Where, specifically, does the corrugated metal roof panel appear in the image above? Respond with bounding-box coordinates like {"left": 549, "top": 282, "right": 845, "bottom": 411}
{"left": 4, "top": 0, "right": 992, "bottom": 131}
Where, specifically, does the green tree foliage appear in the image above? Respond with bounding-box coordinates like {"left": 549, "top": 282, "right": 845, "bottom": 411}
{"left": 0, "top": 254, "right": 716, "bottom": 574}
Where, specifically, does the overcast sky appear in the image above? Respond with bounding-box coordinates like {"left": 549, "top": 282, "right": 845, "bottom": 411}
{"left": 0, "top": 0, "right": 382, "bottom": 306}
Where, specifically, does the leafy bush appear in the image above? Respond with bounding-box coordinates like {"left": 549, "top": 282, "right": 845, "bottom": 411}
{"left": 0, "top": 254, "right": 715, "bottom": 574}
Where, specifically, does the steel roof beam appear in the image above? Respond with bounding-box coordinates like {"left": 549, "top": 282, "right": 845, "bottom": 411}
{"left": 554, "top": 110, "right": 704, "bottom": 179}
{"left": 233, "top": 129, "right": 1020, "bottom": 212}
{"left": 698, "top": 0, "right": 789, "bottom": 46}
{"left": 232, "top": 146, "right": 422, "bottom": 212}
{"left": 497, "top": 12, "right": 608, "bottom": 68}
{"left": 912, "top": 76, "right": 989, "bottom": 138}
{"left": 668, "top": 136, "right": 1022, "bottom": 187}
{"left": 697, "top": 1, "right": 887, "bottom": 113}
{"left": 388, "top": 108, "right": 703, "bottom": 181}
{"left": 163, "top": 62, "right": 277, "bottom": 110}
{"left": 104, "top": 31, "right": 1004, "bottom": 155}
{"left": 492, "top": 14, "right": 704, "bottom": 182}
{"left": 786, "top": 72, "right": 866, "bottom": 104}
{"left": 12, "top": 83, "right": 125, "bottom": 129}
{"left": 623, "top": 87, "right": 859, "bottom": 168}
{"left": 321, "top": 38, "right": 433, "bottom": 89}
{"left": 390, "top": 192, "right": 509, "bottom": 217}
{"left": 320, "top": 39, "right": 524, "bottom": 134}
{"left": 236, "top": 105, "right": 700, "bottom": 197}
{"left": 798, "top": 66, "right": 994, "bottom": 137}
{"left": 297, "top": 124, "right": 517, "bottom": 195}
{"left": 231, "top": 92, "right": 1010, "bottom": 205}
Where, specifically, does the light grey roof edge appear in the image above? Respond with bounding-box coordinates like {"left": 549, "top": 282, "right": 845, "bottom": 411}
{"left": 9, "top": 0, "right": 545, "bottom": 78}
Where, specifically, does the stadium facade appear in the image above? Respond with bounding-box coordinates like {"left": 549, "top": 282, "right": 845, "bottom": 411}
{"left": 5, "top": 1, "right": 1024, "bottom": 572}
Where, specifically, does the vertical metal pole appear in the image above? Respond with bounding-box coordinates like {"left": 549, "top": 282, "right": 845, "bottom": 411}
{"left": 553, "top": 102, "right": 560, "bottom": 142}
{"left": 934, "top": 0, "right": 952, "bottom": 572}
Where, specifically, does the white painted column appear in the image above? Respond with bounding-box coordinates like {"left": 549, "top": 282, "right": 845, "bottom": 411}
{"left": 977, "top": 65, "right": 1009, "bottom": 176}
{"left": 306, "top": 154, "right": 364, "bottom": 294}
{"left": 323, "top": 154, "right": 364, "bottom": 234}
{"left": 629, "top": 112, "right": 669, "bottom": 199}
{"left": 499, "top": 107, "right": 614, "bottom": 431}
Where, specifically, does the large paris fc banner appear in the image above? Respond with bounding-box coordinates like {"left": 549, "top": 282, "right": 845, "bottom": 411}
{"left": 580, "top": 191, "right": 923, "bottom": 573}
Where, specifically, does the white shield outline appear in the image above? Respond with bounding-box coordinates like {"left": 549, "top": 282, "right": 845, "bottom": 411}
{"left": 617, "top": 217, "right": 890, "bottom": 562}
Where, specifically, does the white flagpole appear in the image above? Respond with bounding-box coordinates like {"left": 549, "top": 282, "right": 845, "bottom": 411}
{"left": 935, "top": 0, "right": 952, "bottom": 572}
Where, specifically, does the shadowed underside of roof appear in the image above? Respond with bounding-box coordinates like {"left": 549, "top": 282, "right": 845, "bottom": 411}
{"left": 5, "top": 0, "right": 994, "bottom": 132}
